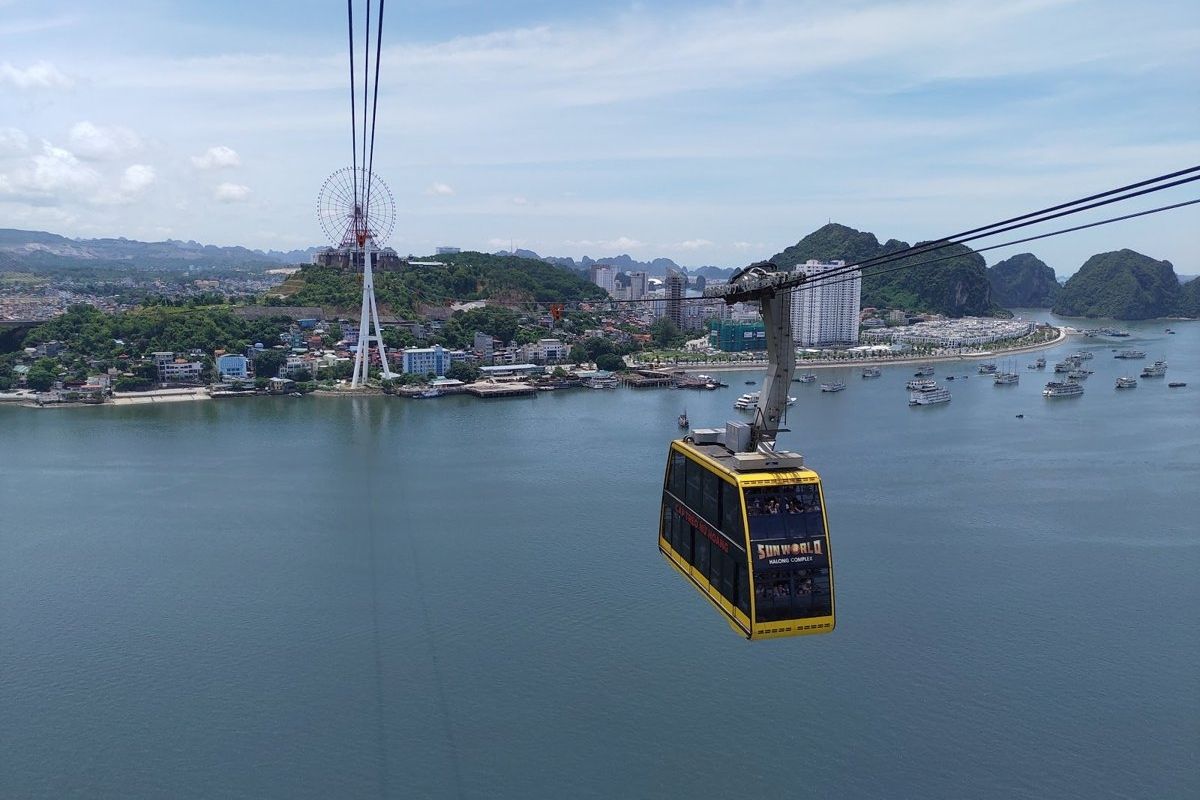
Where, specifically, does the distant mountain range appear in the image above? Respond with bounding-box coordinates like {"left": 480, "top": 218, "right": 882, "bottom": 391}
{"left": 0, "top": 228, "right": 317, "bottom": 271}
{"left": 493, "top": 249, "right": 734, "bottom": 280}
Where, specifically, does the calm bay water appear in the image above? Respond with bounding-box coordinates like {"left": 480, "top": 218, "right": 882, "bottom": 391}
{"left": 2, "top": 312, "right": 1198, "bottom": 799}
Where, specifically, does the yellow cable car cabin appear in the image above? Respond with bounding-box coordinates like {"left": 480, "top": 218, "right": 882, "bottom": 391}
{"left": 659, "top": 438, "right": 835, "bottom": 640}
{"left": 662, "top": 260, "right": 836, "bottom": 640}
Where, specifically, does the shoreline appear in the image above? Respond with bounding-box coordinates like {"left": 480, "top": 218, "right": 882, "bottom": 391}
{"left": 633, "top": 326, "right": 1070, "bottom": 373}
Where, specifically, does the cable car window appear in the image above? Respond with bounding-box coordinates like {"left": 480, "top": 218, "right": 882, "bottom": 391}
{"left": 684, "top": 458, "right": 702, "bottom": 511}
{"left": 670, "top": 452, "right": 686, "bottom": 498}
{"left": 693, "top": 527, "right": 710, "bottom": 577}
{"left": 719, "top": 551, "right": 737, "bottom": 605}
{"left": 660, "top": 504, "right": 672, "bottom": 545}
{"left": 700, "top": 470, "right": 720, "bottom": 527}
{"left": 736, "top": 569, "right": 750, "bottom": 615}
{"left": 674, "top": 512, "right": 692, "bottom": 561}
{"left": 708, "top": 546, "right": 724, "bottom": 595}
{"left": 720, "top": 480, "right": 742, "bottom": 541}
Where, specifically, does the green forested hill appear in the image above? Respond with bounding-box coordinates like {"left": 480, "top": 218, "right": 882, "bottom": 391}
{"left": 987, "top": 253, "right": 1061, "bottom": 308}
{"left": 1052, "top": 250, "right": 1185, "bottom": 319}
{"left": 278, "top": 251, "right": 608, "bottom": 314}
{"left": 1179, "top": 277, "right": 1200, "bottom": 317}
{"left": 770, "top": 223, "right": 1000, "bottom": 316}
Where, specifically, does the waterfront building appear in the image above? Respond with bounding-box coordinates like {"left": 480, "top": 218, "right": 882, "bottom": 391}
{"left": 473, "top": 332, "right": 496, "bottom": 362}
{"left": 709, "top": 320, "right": 766, "bottom": 352}
{"left": 402, "top": 345, "right": 453, "bottom": 377}
{"left": 665, "top": 269, "right": 686, "bottom": 329}
{"left": 479, "top": 364, "right": 542, "bottom": 379}
{"left": 215, "top": 354, "right": 249, "bottom": 380}
{"left": 159, "top": 360, "right": 203, "bottom": 383}
{"left": 790, "top": 260, "right": 861, "bottom": 347}
{"left": 279, "top": 355, "right": 312, "bottom": 380}
{"left": 520, "top": 338, "right": 568, "bottom": 363}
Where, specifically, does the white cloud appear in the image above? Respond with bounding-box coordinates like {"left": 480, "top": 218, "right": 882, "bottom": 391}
{"left": 191, "top": 145, "right": 241, "bottom": 170}
{"left": 69, "top": 122, "right": 142, "bottom": 160}
{"left": 214, "top": 182, "right": 251, "bottom": 202}
{"left": 21, "top": 142, "right": 100, "bottom": 195}
{"left": 675, "top": 238, "right": 713, "bottom": 250}
{"left": 511, "top": 196, "right": 529, "bottom": 205}
{"left": 424, "top": 182, "right": 455, "bottom": 196}
{"left": 119, "top": 164, "right": 156, "bottom": 195}
{"left": 733, "top": 241, "right": 766, "bottom": 250}
{"left": 565, "top": 236, "right": 646, "bottom": 251}
{"left": 0, "top": 127, "right": 29, "bottom": 155}
{"left": 0, "top": 60, "right": 74, "bottom": 89}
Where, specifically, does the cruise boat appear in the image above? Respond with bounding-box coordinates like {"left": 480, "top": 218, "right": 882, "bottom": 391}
{"left": 1053, "top": 361, "right": 1076, "bottom": 373}
{"left": 1066, "top": 369, "right": 1092, "bottom": 380}
{"left": 1140, "top": 361, "right": 1168, "bottom": 378}
{"left": 993, "top": 371, "right": 1019, "bottom": 385}
{"left": 1114, "top": 350, "right": 1145, "bottom": 359}
{"left": 793, "top": 373, "right": 817, "bottom": 383}
{"left": 913, "top": 364, "right": 935, "bottom": 376}
{"left": 1034, "top": 357, "right": 1046, "bottom": 369}
{"left": 820, "top": 382, "right": 846, "bottom": 393}
{"left": 1115, "top": 376, "right": 1138, "bottom": 389}
{"left": 1043, "top": 380, "right": 1084, "bottom": 398}
{"left": 978, "top": 363, "right": 997, "bottom": 374}
{"left": 1168, "top": 382, "right": 1186, "bottom": 388}
{"left": 906, "top": 378, "right": 937, "bottom": 391}
{"left": 861, "top": 367, "right": 881, "bottom": 378}
{"left": 1072, "top": 351, "right": 1094, "bottom": 360}
{"left": 416, "top": 388, "right": 443, "bottom": 398}
{"left": 909, "top": 384, "right": 951, "bottom": 405}
{"left": 733, "top": 392, "right": 759, "bottom": 409}
{"left": 585, "top": 375, "right": 619, "bottom": 389}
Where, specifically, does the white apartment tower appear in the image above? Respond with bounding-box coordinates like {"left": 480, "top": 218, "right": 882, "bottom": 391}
{"left": 627, "top": 271, "right": 648, "bottom": 301}
{"left": 589, "top": 264, "right": 616, "bottom": 295}
{"left": 790, "top": 259, "right": 861, "bottom": 347}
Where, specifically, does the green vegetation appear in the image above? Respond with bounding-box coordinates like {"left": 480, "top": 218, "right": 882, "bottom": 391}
{"left": 1179, "top": 277, "right": 1200, "bottom": 317}
{"left": 770, "top": 223, "right": 1002, "bottom": 317}
{"left": 1053, "top": 250, "right": 1188, "bottom": 319}
{"left": 987, "top": 253, "right": 1061, "bottom": 308}
{"left": 278, "top": 251, "right": 608, "bottom": 316}
{"left": 22, "top": 304, "right": 300, "bottom": 359}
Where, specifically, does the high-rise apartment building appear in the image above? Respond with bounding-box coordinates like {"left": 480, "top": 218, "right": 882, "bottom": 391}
{"left": 665, "top": 269, "right": 686, "bottom": 329}
{"left": 790, "top": 260, "right": 861, "bottom": 346}
{"left": 589, "top": 264, "right": 616, "bottom": 295}
{"left": 628, "top": 271, "right": 648, "bottom": 301}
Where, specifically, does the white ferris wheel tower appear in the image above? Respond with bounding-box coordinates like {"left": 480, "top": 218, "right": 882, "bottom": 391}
{"left": 317, "top": 166, "right": 397, "bottom": 388}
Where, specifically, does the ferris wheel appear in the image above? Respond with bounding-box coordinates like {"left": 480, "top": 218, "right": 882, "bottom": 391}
{"left": 316, "top": 166, "right": 396, "bottom": 249}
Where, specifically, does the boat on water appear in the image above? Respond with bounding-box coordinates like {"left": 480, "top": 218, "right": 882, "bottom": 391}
{"left": 1140, "top": 360, "right": 1168, "bottom": 378}
{"left": 946, "top": 375, "right": 955, "bottom": 381}
{"left": 978, "top": 363, "right": 997, "bottom": 374}
{"left": 909, "top": 384, "right": 951, "bottom": 405}
{"left": 1114, "top": 350, "right": 1145, "bottom": 359}
{"left": 1034, "top": 357, "right": 1046, "bottom": 369}
{"left": 861, "top": 367, "right": 881, "bottom": 378}
{"left": 820, "top": 382, "right": 846, "bottom": 393}
{"left": 1073, "top": 351, "right": 1094, "bottom": 360}
{"left": 1044, "top": 380, "right": 1084, "bottom": 398}
{"left": 678, "top": 411, "right": 689, "bottom": 428}
{"left": 1115, "top": 376, "right": 1138, "bottom": 389}
{"left": 906, "top": 378, "right": 937, "bottom": 391}
{"left": 1015, "top": 414, "right": 1024, "bottom": 418}
{"left": 1067, "top": 369, "right": 1092, "bottom": 380}
{"left": 1053, "top": 361, "right": 1075, "bottom": 373}
{"left": 1166, "top": 329, "right": 1176, "bottom": 334}
{"left": 1168, "top": 382, "right": 1186, "bottom": 388}
{"left": 744, "top": 380, "right": 756, "bottom": 385}
{"left": 913, "top": 364, "right": 934, "bottom": 377}
{"left": 793, "top": 373, "right": 817, "bottom": 383}
{"left": 415, "top": 388, "right": 442, "bottom": 399}
{"left": 585, "top": 375, "right": 619, "bottom": 389}
{"left": 695, "top": 374, "right": 728, "bottom": 388}
{"left": 733, "top": 392, "right": 758, "bottom": 409}
{"left": 993, "top": 371, "right": 1019, "bottom": 385}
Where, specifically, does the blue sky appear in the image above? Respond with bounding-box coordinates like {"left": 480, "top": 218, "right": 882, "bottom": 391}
{"left": 0, "top": 0, "right": 1197, "bottom": 275}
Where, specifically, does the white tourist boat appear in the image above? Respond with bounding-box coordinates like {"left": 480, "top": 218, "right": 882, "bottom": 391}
{"left": 1066, "top": 369, "right": 1091, "bottom": 380}
{"left": 585, "top": 375, "right": 619, "bottom": 389}
{"left": 1140, "top": 360, "right": 1168, "bottom": 378}
{"left": 1115, "top": 376, "right": 1138, "bottom": 389}
{"left": 913, "top": 364, "right": 935, "bottom": 376}
{"left": 735, "top": 391, "right": 795, "bottom": 408}
{"left": 978, "top": 363, "right": 997, "bottom": 374}
{"left": 909, "top": 384, "right": 951, "bottom": 405}
{"left": 820, "top": 382, "right": 846, "bottom": 393}
{"left": 993, "top": 371, "right": 1019, "bottom": 385}
{"left": 1114, "top": 350, "right": 1145, "bottom": 359}
{"left": 1044, "top": 380, "right": 1084, "bottom": 397}
{"left": 1034, "top": 357, "right": 1046, "bottom": 369}
{"left": 906, "top": 378, "right": 937, "bottom": 391}
{"left": 861, "top": 367, "right": 881, "bottom": 378}
{"left": 793, "top": 373, "right": 817, "bottom": 383}
{"left": 1073, "top": 351, "right": 1094, "bottom": 360}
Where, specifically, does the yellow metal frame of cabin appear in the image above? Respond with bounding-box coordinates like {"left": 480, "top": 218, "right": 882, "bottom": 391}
{"left": 659, "top": 440, "right": 836, "bottom": 641}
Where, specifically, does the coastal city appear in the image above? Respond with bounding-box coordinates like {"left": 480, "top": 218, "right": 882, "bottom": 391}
{"left": 1, "top": 254, "right": 1066, "bottom": 407}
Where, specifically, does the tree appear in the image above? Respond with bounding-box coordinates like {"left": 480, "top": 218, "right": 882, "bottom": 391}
{"left": 445, "top": 361, "right": 481, "bottom": 383}
{"left": 569, "top": 344, "right": 588, "bottom": 364}
{"left": 115, "top": 375, "right": 153, "bottom": 391}
{"left": 0, "top": 376, "right": 13, "bottom": 392}
{"left": 252, "top": 349, "right": 287, "bottom": 380}
{"left": 595, "top": 353, "right": 625, "bottom": 372}
{"left": 25, "top": 368, "right": 56, "bottom": 392}
{"left": 651, "top": 317, "right": 683, "bottom": 348}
